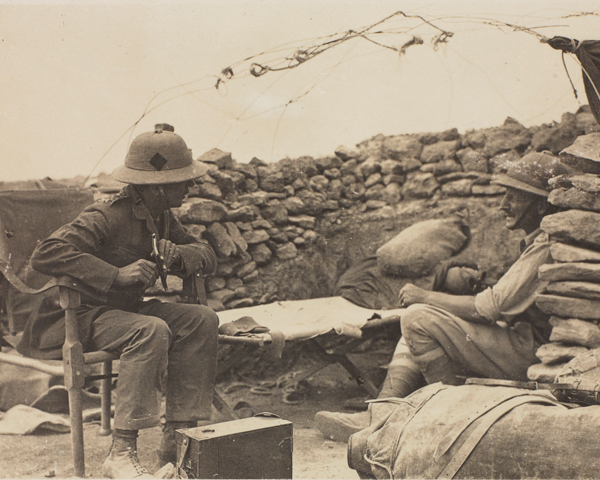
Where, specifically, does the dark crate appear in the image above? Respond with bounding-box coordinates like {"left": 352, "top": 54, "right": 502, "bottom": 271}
{"left": 175, "top": 415, "right": 293, "bottom": 479}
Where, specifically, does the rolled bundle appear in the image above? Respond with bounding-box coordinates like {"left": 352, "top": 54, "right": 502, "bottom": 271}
{"left": 529, "top": 171, "right": 600, "bottom": 382}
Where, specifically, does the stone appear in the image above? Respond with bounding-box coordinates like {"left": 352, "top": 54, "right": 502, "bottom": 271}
{"left": 535, "top": 342, "right": 589, "bottom": 365}
{"left": 267, "top": 228, "right": 288, "bottom": 243}
{"left": 206, "top": 276, "right": 226, "bottom": 293}
{"left": 277, "top": 158, "right": 302, "bottom": 185}
{"left": 236, "top": 261, "right": 257, "bottom": 278}
{"left": 341, "top": 174, "right": 357, "bottom": 186}
{"left": 261, "top": 204, "right": 288, "bottom": 225}
{"left": 208, "top": 288, "right": 235, "bottom": 304}
{"left": 550, "top": 243, "right": 600, "bottom": 263}
{"left": 297, "top": 156, "right": 319, "bottom": 177}
{"left": 174, "top": 198, "right": 228, "bottom": 224}
{"left": 209, "top": 170, "right": 235, "bottom": 195}
{"left": 226, "top": 277, "right": 244, "bottom": 290}
{"left": 536, "top": 294, "right": 600, "bottom": 321}
{"left": 303, "top": 230, "right": 319, "bottom": 243}
{"left": 226, "top": 298, "right": 255, "bottom": 309}
{"left": 249, "top": 157, "right": 268, "bottom": 168}
{"left": 566, "top": 174, "right": 600, "bottom": 194}
{"left": 235, "top": 221, "right": 252, "bottom": 232}
{"left": 420, "top": 159, "right": 463, "bottom": 176}
{"left": 382, "top": 182, "right": 402, "bottom": 204}
{"left": 576, "top": 110, "right": 600, "bottom": 134}
{"left": 440, "top": 128, "right": 460, "bottom": 141}
{"left": 417, "top": 132, "right": 439, "bottom": 145}
{"left": 189, "top": 182, "right": 223, "bottom": 201}
{"left": 232, "top": 286, "right": 248, "bottom": 299}
{"left": 185, "top": 224, "right": 206, "bottom": 238}
{"left": 205, "top": 222, "right": 237, "bottom": 258}
{"left": 541, "top": 210, "right": 600, "bottom": 249}
{"left": 251, "top": 218, "right": 272, "bottom": 229}
{"left": 441, "top": 179, "right": 473, "bottom": 196}
{"left": 364, "top": 173, "right": 382, "bottom": 188}
{"left": 238, "top": 191, "right": 270, "bottom": 206}
{"left": 382, "top": 135, "right": 423, "bottom": 161}
{"left": 284, "top": 185, "right": 295, "bottom": 196}
{"left": 242, "top": 270, "right": 259, "bottom": 282}
{"left": 549, "top": 188, "right": 600, "bottom": 212}
{"left": 216, "top": 260, "right": 235, "bottom": 277}
{"left": 481, "top": 117, "right": 533, "bottom": 157}
{"left": 464, "top": 130, "right": 486, "bottom": 149}
{"left": 249, "top": 243, "right": 272, "bottom": 265}
{"left": 383, "top": 174, "right": 406, "bottom": 185}
{"left": 402, "top": 172, "right": 439, "bottom": 198}
{"left": 322, "top": 200, "right": 339, "bottom": 210}
{"left": 293, "top": 236, "right": 306, "bottom": 246}
{"left": 334, "top": 145, "right": 359, "bottom": 161}
{"left": 365, "top": 184, "right": 385, "bottom": 201}
{"left": 547, "top": 281, "right": 600, "bottom": 301}
{"left": 316, "top": 156, "right": 342, "bottom": 171}
{"left": 380, "top": 159, "right": 404, "bottom": 176}
{"left": 531, "top": 119, "right": 579, "bottom": 155}
{"left": 419, "top": 139, "right": 460, "bottom": 164}
{"left": 456, "top": 148, "right": 489, "bottom": 173}
{"left": 244, "top": 178, "right": 259, "bottom": 192}
{"left": 471, "top": 184, "right": 505, "bottom": 196}
{"left": 549, "top": 317, "right": 600, "bottom": 348}
{"left": 224, "top": 222, "right": 248, "bottom": 253}
{"left": 242, "top": 229, "right": 270, "bottom": 244}
{"left": 292, "top": 177, "right": 308, "bottom": 190}
{"left": 276, "top": 242, "right": 298, "bottom": 260}
{"left": 296, "top": 190, "right": 325, "bottom": 215}
{"left": 259, "top": 171, "right": 285, "bottom": 193}
{"left": 197, "top": 148, "right": 235, "bottom": 169}
{"left": 539, "top": 262, "right": 600, "bottom": 282}
{"left": 323, "top": 168, "right": 341, "bottom": 180}
{"left": 344, "top": 183, "right": 366, "bottom": 201}
{"left": 289, "top": 215, "right": 316, "bottom": 230}
{"left": 489, "top": 149, "right": 521, "bottom": 174}
{"left": 328, "top": 179, "right": 344, "bottom": 200}
{"left": 227, "top": 205, "right": 258, "bottom": 223}
{"left": 527, "top": 362, "right": 567, "bottom": 383}
{"left": 310, "top": 175, "right": 329, "bottom": 191}
{"left": 232, "top": 163, "right": 257, "bottom": 179}
{"left": 559, "top": 132, "right": 600, "bottom": 174}
{"left": 360, "top": 157, "right": 381, "bottom": 177}
{"left": 340, "top": 159, "right": 359, "bottom": 176}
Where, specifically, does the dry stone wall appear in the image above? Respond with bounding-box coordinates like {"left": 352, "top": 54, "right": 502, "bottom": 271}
{"left": 142, "top": 106, "right": 600, "bottom": 312}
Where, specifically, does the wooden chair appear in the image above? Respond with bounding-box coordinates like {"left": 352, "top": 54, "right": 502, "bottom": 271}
{"left": 0, "top": 188, "right": 117, "bottom": 477}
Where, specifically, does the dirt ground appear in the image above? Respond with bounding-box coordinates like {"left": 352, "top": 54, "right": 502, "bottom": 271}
{"left": 0, "top": 334, "right": 394, "bottom": 479}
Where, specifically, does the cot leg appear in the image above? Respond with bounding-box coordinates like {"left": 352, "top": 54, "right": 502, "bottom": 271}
{"left": 99, "top": 361, "right": 112, "bottom": 436}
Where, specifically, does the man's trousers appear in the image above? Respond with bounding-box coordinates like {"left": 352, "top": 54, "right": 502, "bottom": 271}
{"left": 88, "top": 302, "right": 218, "bottom": 431}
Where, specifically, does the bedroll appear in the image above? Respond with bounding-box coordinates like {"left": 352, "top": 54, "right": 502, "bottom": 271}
{"left": 348, "top": 382, "right": 600, "bottom": 479}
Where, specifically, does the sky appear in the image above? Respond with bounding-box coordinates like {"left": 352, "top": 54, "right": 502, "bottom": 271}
{"left": 1, "top": 0, "right": 599, "bottom": 183}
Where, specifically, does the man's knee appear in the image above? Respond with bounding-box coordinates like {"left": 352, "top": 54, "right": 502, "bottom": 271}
{"left": 136, "top": 316, "right": 171, "bottom": 348}
{"left": 401, "top": 304, "right": 435, "bottom": 339}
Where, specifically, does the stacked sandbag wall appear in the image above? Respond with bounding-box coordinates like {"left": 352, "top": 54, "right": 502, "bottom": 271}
{"left": 137, "top": 106, "right": 600, "bottom": 312}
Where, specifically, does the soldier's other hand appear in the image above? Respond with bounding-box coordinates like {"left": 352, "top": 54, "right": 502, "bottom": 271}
{"left": 157, "top": 239, "right": 180, "bottom": 270}
{"left": 398, "top": 283, "right": 426, "bottom": 307}
{"left": 114, "top": 260, "right": 158, "bottom": 288}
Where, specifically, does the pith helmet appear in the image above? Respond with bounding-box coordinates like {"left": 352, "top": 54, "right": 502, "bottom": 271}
{"left": 112, "top": 124, "right": 208, "bottom": 184}
{"left": 491, "top": 151, "right": 570, "bottom": 197}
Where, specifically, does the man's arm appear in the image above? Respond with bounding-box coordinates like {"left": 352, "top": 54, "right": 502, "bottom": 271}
{"left": 399, "top": 284, "right": 491, "bottom": 324}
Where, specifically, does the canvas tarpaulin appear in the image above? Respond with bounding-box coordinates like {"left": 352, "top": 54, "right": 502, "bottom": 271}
{"left": 548, "top": 37, "right": 600, "bottom": 126}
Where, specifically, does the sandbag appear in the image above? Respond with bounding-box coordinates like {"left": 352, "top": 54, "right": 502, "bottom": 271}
{"left": 349, "top": 383, "right": 600, "bottom": 479}
{"left": 376, "top": 217, "right": 470, "bottom": 277}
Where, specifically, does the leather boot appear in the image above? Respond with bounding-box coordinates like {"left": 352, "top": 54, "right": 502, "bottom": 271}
{"left": 101, "top": 430, "right": 153, "bottom": 479}
{"left": 156, "top": 420, "right": 197, "bottom": 467}
{"left": 314, "top": 410, "right": 370, "bottom": 443}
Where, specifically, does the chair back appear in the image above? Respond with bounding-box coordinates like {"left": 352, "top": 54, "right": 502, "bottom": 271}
{"left": 0, "top": 189, "right": 95, "bottom": 333}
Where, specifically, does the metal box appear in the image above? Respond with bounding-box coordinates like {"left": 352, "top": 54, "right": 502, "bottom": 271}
{"left": 175, "top": 415, "right": 293, "bottom": 479}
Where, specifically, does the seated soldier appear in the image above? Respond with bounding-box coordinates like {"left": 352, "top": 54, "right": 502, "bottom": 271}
{"left": 316, "top": 151, "right": 569, "bottom": 443}
{"left": 17, "top": 124, "right": 218, "bottom": 478}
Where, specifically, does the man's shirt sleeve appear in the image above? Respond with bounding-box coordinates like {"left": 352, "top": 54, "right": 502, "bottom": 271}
{"left": 475, "top": 233, "right": 552, "bottom": 324}
{"left": 30, "top": 209, "right": 120, "bottom": 293}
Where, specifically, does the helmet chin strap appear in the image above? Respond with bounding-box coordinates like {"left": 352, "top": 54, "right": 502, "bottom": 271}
{"left": 156, "top": 185, "right": 170, "bottom": 212}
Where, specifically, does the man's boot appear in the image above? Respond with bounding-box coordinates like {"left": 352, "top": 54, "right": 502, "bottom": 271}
{"left": 101, "top": 429, "right": 153, "bottom": 479}
{"left": 156, "top": 420, "right": 197, "bottom": 466}
{"left": 314, "top": 410, "right": 370, "bottom": 443}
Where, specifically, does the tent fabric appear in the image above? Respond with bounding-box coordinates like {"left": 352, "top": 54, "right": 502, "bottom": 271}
{"left": 0, "top": 189, "right": 95, "bottom": 332}
{"left": 548, "top": 37, "right": 600, "bottom": 126}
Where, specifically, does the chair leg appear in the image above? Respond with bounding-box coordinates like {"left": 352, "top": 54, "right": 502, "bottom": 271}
{"left": 67, "top": 386, "right": 85, "bottom": 477}
{"left": 99, "top": 360, "right": 113, "bottom": 436}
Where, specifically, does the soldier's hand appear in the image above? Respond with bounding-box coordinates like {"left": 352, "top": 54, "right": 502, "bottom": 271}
{"left": 157, "top": 238, "right": 180, "bottom": 270}
{"left": 398, "top": 283, "right": 427, "bottom": 307}
{"left": 114, "top": 260, "right": 158, "bottom": 288}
